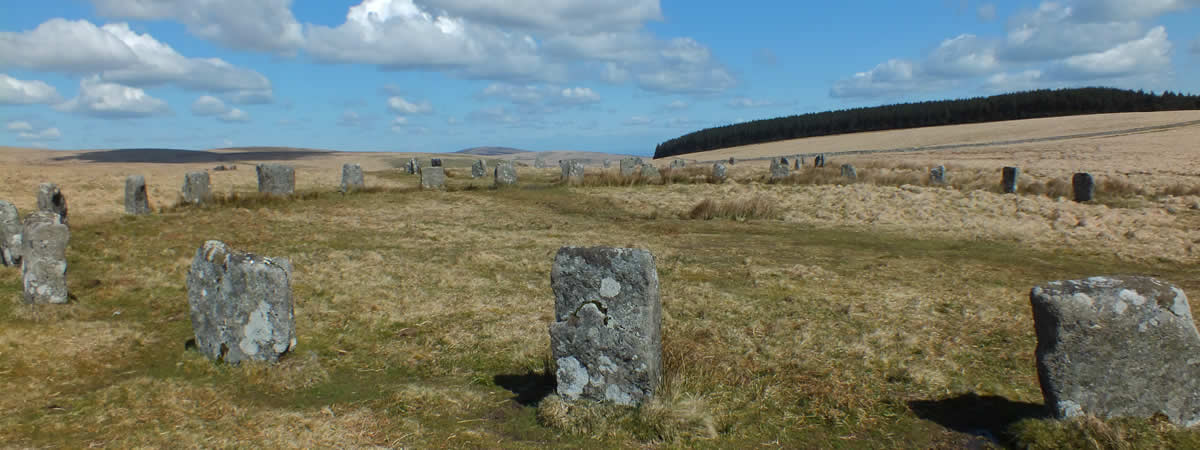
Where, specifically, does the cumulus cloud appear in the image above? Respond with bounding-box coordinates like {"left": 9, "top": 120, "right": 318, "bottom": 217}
{"left": 831, "top": 59, "right": 946, "bottom": 98}
{"left": 191, "top": 95, "right": 227, "bottom": 116}
{"left": 89, "top": 0, "right": 303, "bottom": 53}
{"left": 338, "top": 110, "right": 370, "bottom": 127}
{"left": 1068, "top": 0, "right": 1200, "bottom": 22}
{"left": 17, "top": 127, "right": 62, "bottom": 140}
{"left": 0, "top": 74, "right": 61, "bottom": 105}
{"left": 632, "top": 38, "right": 736, "bottom": 94}
{"left": 1051, "top": 26, "right": 1172, "bottom": 80}
{"left": 983, "top": 70, "right": 1046, "bottom": 91}
{"left": 480, "top": 83, "right": 601, "bottom": 110}
{"left": 387, "top": 96, "right": 435, "bottom": 114}
{"left": 413, "top": 0, "right": 661, "bottom": 32}
{"left": 218, "top": 108, "right": 250, "bottom": 122}
{"left": 6, "top": 121, "right": 34, "bottom": 132}
{"left": 56, "top": 76, "right": 170, "bottom": 118}
{"left": 926, "top": 34, "right": 999, "bottom": 77}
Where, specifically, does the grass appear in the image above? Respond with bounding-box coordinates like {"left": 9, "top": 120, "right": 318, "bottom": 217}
{"left": 2, "top": 167, "right": 1200, "bottom": 447}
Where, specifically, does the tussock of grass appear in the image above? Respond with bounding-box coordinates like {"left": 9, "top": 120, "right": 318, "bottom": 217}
{"left": 1160, "top": 183, "right": 1200, "bottom": 197}
{"left": 1022, "top": 178, "right": 1074, "bottom": 198}
{"left": 1010, "top": 415, "right": 1200, "bottom": 449}
{"left": 686, "top": 196, "right": 781, "bottom": 221}
{"left": 537, "top": 394, "right": 718, "bottom": 443}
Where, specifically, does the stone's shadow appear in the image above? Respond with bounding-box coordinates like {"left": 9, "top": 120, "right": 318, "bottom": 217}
{"left": 494, "top": 369, "right": 556, "bottom": 407}
{"left": 909, "top": 393, "right": 1048, "bottom": 444}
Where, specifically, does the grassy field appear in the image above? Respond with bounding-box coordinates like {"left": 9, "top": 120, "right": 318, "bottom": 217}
{"left": 3, "top": 112, "right": 1200, "bottom": 447}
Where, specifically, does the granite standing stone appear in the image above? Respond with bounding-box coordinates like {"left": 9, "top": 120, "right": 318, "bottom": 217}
{"left": 471, "top": 159, "right": 487, "bottom": 178}
{"left": 431, "top": 158, "right": 443, "bottom": 167}
{"left": 549, "top": 246, "right": 662, "bottom": 406}
{"left": 36, "top": 183, "right": 68, "bottom": 225}
{"left": 494, "top": 160, "right": 518, "bottom": 186}
{"left": 930, "top": 165, "right": 947, "bottom": 185}
{"left": 1002, "top": 167, "right": 1020, "bottom": 193}
{"left": 1030, "top": 276, "right": 1200, "bottom": 426}
{"left": 841, "top": 164, "right": 857, "bottom": 180}
{"left": 769, "top": 158, "right": 789, "bottom": 181}
{"left": 341, "top": 163, "right": 365, "bottom": 193}
{"left": 535, "top": 156, "right": 547, "bottom": 169}
{"left": 712, "top": 163, "right": 727, "bottom": 182}
{"left": 620, "top": 158, "right": 639, "bottom": 176}
{"left": 779, "top": 157, "right": 789, "bottom": 167}
{"left": 256, "top": 164, "right": 295, "bottom": 196}
{"left": 21, "top": 212, "right": 68, "bottom": 304}
{"left": 561, "top": 159, "right": 584, "bottom": 183}
{"left": 640, "top": 164, "right": 660, "bottom": 180}
{"left": 181, "top": 171, "right": 212, "bottom": 205}
{"left": 794, "top": 156, "right": 802, "bottom": 170}
{"left": 187, "top": 240, "right": 296, "bottom": 364}
{"left": 671, "top": 159, "right": 686, "bottom": 169}
{"left": 406, "top": 158, "right": 420, "bottom": 175}
{"left": 124, "top": 175, "right": 151, "bottom": 215}
{"left": 1073, "top": 173, "right": 1095, "bottom": 202}
{"left": 603, "top": 159, "right": 612, "bottom": 169}
{"left": 728, "top": 157, "right": 736, "bottom": 165}
{"left": 1, "top": 200, "right": 21, "bottom": 266}
{"left": 814, "top": 154, "right": 826, "bottom": 168}
{"left": 421, "top": 166, "right": 446, "bottom": 189}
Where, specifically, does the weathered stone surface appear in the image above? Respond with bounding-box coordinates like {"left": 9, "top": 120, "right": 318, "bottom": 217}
{"left": 534, "top": 156, "right": 547, "bottom": 169}
{"left": 340, "top": 163, "right": 365, "bottom": 192}
{"left": 1, "top": 200, "right": 22, "bottom": 266}
{"left": 256, "top": 164, "right": 295, "bottom": 196}
{"left": 125, "top": 175, "right": 151, "bottom": 215}
{"left": 711, "top": 163, "right": 727, "bottom": 181}
{"left": 22, "top": 212, "right": 68, "bottom": 304}
{"left": 494, "top": 160, "right": 518, "bottom": 186}
{"left": 213, "top": 164, "right": 236, "bottom": 171}
{"left": 1030, "top": 276, "right": 1200, "bottom": 426}
{"left": 619, "top": 158, "right": 639, "bottom": 176}
{"left": 814, "top": 154, "right": 825, "bottom": 168}
{"left": 728, "top": 157, "right": 736, "bottom": 165}
{"left": 603, "top": 159, "right": 612, "bottom": 169}
{"left": 769, "top": 158, "right": 789, "bottom": 181}
{"left": 670, "top": 159, "right": 685, "bottom": 169}
{"left": 1073, "top": 172, "right": 1094, "bottom": 202}
{"left": 406, "top": 158, "right": 420, "bottom": 175}
{"left": 187, "top": 240, "right": 296, "bottom": 364}
{"left": 421, "top": 166, "right": 446, "bottom": 189}
{"left": 549, "top": 246, "right": 662, "bottom": 406}
{"left": 1002, "top": 167, "right": 1020, "bottom": 193}
{"left": 841, "top": 164, "right": 857, "bottom": 180}
{"left": 779, "top": 157, "right": 789, "bottom": 167}
{"left": 794, "top": 156, "right": 803, "bottom": 170}
{"left": 181, "top": 171, "right": 212, "bottom": 205}
{"left": 640, "top": 164, "right": 660, "bottom": 180}
{"left": 431, "top": 158, "right": 443, "bottom": 167}
{"left": 930, "top": 165, "right": 947, "bottom": 185}
{"left": 36, "top": 183, "right": 68, "bottom": 225}
{"left": 561, "top": 159, "right": 584, "bottom": 182}
{"left": 471, "top": 159, "right": 487, "bottom": 178}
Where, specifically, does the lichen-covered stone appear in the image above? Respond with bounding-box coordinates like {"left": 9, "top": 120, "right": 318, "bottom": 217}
{"left": 181, "top": 171, "right": 212, "bottom": 205}
{"left": 535, "top": 156, "right": 547, "bottom": 169}
{"left": 1, "top": 200, "right": 21, "bottom": 266}
{"left": 406, "top": 158, "right": 420, "bottom": 175}
{"left": 603, "top": 159, "right": 612, "bottom": 169}
{"left": 769, "top": 158, "right": 789, "bottom": 181}
{"left": 549, "top": 246, "right": 662, "bottom": 406}
{"left": 494, "top": 160, "right": 517, "bottom": 186}
{"left": 186, "top": 240, "right": 296, "bottom": 364}
{"left": 1073, "top": 172, "right": 1094, "bottom": 202}
{"left": 421, "top": 166, "right": 446, "bottom": 189}
{"left": 256, "top": 164, "right": 295, "bottom": 196}
{"left": 640, "top": 164, "right": 660, "bottom": 180}
{"left": 1002, "top": 167, "right": 1020, "bottom": 193}
{"left": 340, "top": 163, "right": 364, "bottom": 192}
{"left": 125, "top": 175, "right": 151, "bottom": 214}
{"left": 471, "top": 159, "right": 486, "bottom": 178}
{"left": 841, "top": 164, "right": 857, "bottom": 180}
{"left": 431, "top": 158, "right": 443, "bottom": 167}
{"left": 561, "top": 160, "right": 584, "bottom": 183}
{"left": 36, "top": 183, "right": 67, "bottom": 225}
{"left": 22, "top": 212, "right": 68, "bottom": 304}
{"left": 712, "top": 163, "right": 727, "bottom": 182}
{"left": 1030, "top": 276, "right": 1200, "bottom": 426}
{"left": 670, "top": 160, "right": 685, "bottom": 169}
{"left": 620, "top": 158, "right": 639, "bottom": 176}
{"left": 814, "top": 154, "right": 825, "bottom": 168}
{"left": 930, "top": 165, "right": 947, "bottom": 185}
{"left": 794, "top": 156, "right": 803, "bottom": 170}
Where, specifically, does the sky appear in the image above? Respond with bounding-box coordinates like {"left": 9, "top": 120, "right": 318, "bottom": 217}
{"left": 2, "top": 1, "right": 1199, "bottom": 156}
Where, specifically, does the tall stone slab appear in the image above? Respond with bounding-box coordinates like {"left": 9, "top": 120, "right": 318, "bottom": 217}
{"left": 712, "top": 163, "right": 727, "bottom": 182}
{"left": 494, "top": 160, "right": 518, "bottom": 186}
{"left": 21, "top": 211, "right": 68, "bottom": 304}
{"left": 187, "top": 240, "right": 296, "bottom": 364}
{"left": 814, "top": 154, "right": 826, "bottom": 168}
{"left": 534, "top": 156, "right": 547, "bottom": 169}
{"left": 421, "top": 166, "right": 446, "bottom": 189}
{"left": 841, "top": 164, "right": 857, "bottom": 180}
{"left": 769, "top": 158, "right": 789, "bottom": 181}
{"left": 603, "top": 159, "right": 612, "bottom": 169}
{"left": 256, "top": 164, "right": 295, "bottom": 196}
{"left": 1, "top": 200, "right": 21, "bottom": 266}
{"left": 125, "top": 175, "right": 151, "bottom": 215}
{"left": 1073, "top": 172, "right": 1095, "bottom": 202}
{"left": 406, "top": 158, "right": 420, "bottom": 175}
{"left": 549, "top": 246, "right": 662, "bottom": 406}
{"left": 929, "top": 165, "right": 947, "bottom": 185}
{"left": 37, "top": 183, "right": 68, "bottom": 225}
{"left": 341, "top": 163, "right": 365, "bottom": 193}
{"left": 471, "top": 159, "right": 486, "bottom": 178}
{"left": 619, "top": 158, "right": 639, "bottom": 177}
{"left": 1002, "top": 167, "right": 1020, "bottom": 194}
{"left": 561, "top": 160, "right": 584, "bottom": 183}
{"left": 181, "top": 171, "right": 212, "bottom": 205}
{"left": 1030, "top": 276, "right": 1200, "bottom": 426}
{"left": 794, "top": 156, "right": 803, "bottom": 170}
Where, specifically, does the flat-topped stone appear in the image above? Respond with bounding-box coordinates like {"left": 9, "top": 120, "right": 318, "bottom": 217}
{"left": 561, "top": 160, "right": 584, "bottom": 183}
{"left": 841, "top": 164, "right": 857, "bottom": 180}
{"left": 930, "top": 165, "right": 947, "bottom": 185}
{"left": 421, "top": 166, "right": 446, "bottom": 189}
{"left": 341, "top": 163, "right": 365, "bottom": 192}
{"left": 256, "top": 164, "right": 295, "bottom": 196}
{"left": 181, "top": 171, "right": 212, "bottom": 205}
{"left": 712, "top": 163, "right": 727, "bottom": 182}
{"left": 494, "top": 160, "right": 518, "bottom": 186}
{"left": 1073, "top": 172, "right": 1095, "bottom": 202}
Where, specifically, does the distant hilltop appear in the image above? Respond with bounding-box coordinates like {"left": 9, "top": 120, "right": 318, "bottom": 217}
{"left": 454, "top": 146, "right": 528, "bottom": 156}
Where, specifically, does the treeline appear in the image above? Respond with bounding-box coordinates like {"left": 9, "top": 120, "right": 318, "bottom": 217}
{"left": 654, "top": 88, "right": 1200, "bottom": 158}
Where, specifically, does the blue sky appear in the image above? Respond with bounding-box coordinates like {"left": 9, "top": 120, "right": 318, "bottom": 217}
{"left": 2, "top": 1, "right": 1199, "bottom": 155}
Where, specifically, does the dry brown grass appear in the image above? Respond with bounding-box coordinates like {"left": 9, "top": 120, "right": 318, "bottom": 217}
{"left": 687, "top": 196, "right": 782, "bottom": 221}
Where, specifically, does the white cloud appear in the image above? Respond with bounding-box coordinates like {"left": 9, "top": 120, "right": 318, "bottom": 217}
{"left": 1000, "top": 4, "right": 1144, "bottom": 62}
{"left": 634, "top": 38, "right": 736, "bottom": 93}
{"left": 983, "top": 70, "right": 1046, "bottom": 91}
{"left": 387, "top": 96, "right": 435, "bottom": 114}
{"left": 831, "top": 59, "right": 940, "bottom": 98}
{"left": 623, "top": 116, "right": 653, "bottom": 126}
{"left": 468, "top": 106, "right": 519, "bottom": 124}
{"left": 1052, "top": 26, "right": 1172, "bottom": 79}
{"left": 926, "top": 34, "right": 999, "bottom": 76}
{"left": 558, "top": 86, "right": 600, "bottom": 104}
{"left": 1069, "top": 0, "right": 1200, "bottom": 22}
{"left": 0, "top": 74, "right": 61, "bottom": 105}
{"left": 728, "top": 97, "right": 774, "bottom": 108}
{"left": 56, "top": 76, "right": 170, "bottom": 118}
{"left": 18, "top": 127, "right": 62, "bottom": 140}
{"left": 218, "top": 108, "right": 250, "bottom": 122}
{"left": 191, "top": 95, "right": 227, "bottom": 116}
{"left": 481, "top": 83, "right": 600, "bottom": 109}
{"left": 413, "top": 0, "right": 661, "bottom": 32}
{"left": 89, "top": 0, "right": 303, "bottom": 53}
{"left": 977, "top": 3, "right": 997, "bottom": 22}
{"left": 6, "top": 121, "right": 34, "bottom": 132}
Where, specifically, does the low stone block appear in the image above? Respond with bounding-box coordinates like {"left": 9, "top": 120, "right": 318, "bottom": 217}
{"left": 431, "top": 158, "right": 443, "bottom": 167}
{"left": 187, "top": 240, "right": 296, "bottom": 364}
{"left": 769, "top": 158, "right": 789, "bottom": 181}
{"left": 1031, "top": 276, "right": 1200, "bottom": 426}
{"left": 561, "top": 160, "right": 584, "bottom": 182}
{"left": 1073, "top": 172, "right": 1094, "bottom": 202}
{"left": 125, "top": 175, "right": 151, "bottom": 214}
{"left": 1, "top": 200, "right": 21, "bottom": 266}
{"left": 603, "top": 159, "right": 612, "bottom": 169}
{"left": 712, "top": 162, "right": 727, "bottom": 181}
{"left": 494, "top": 160, "right": 518, "bottom": 186}
{"left": 341, "top": 163, "right": 365, "bottom": 192}
{"left": 930, "top": 165, "right": 947, "bottom": 185}
{"left": 37, "top": 182, "right": 68, "bottom": 225}
{"left": 728, "top": 157, "right": 736, "bottom": 165}
{"left": 421, "top": 166, "right": 446, "bottom": 189}
{"left": 620, "top": 158, "right": 639, "bottom": 177}
{"left": 640, "top": 164, "right": 661, "bottom": 180}
{"left": 22, "top": 212, "right": 68, "bottom": 304}
{"left": 256, "top": 164, "right": 295, "bottom": 196}
{"left": 535, "top": 157, "right": 547, "bottom": 169}
{"left": 181, "top": 171, "right": 212, "bottom": 205}
{"left": 841, "top": 164, "right": 857, "bottom": 180}
{"left": 1002, "top": 167, "right": 1020, "bottom": 193}
{"left": 549, "top": 246, "right": 662, "bottom": 406}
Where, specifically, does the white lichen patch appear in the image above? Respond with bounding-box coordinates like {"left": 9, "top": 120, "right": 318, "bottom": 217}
{"left": 1118, "top": 289, "right": 1146, "bottom": 306}
{"left": 1113, "top": 300, "right": 1128, "bottom": 315}
{"left": 1070, "top": 292, "right": 1094, "bottom": 308}
{"left": 240, "top": 301, "right": 274, "bottom": 356}
{"left": 599, "top": 277, "right": 621, "bottom": 298}
{"left": 556, "top": 356, "right": 587, "bottom": 399}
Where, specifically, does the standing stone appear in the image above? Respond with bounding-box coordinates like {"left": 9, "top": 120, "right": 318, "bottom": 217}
{"left": 1002, "top": 166, "right": 1020, "bottom": 194}
{"left": 471, "top": 159, "right": 487, "bottom": 178}
{"left": 640, "top": 164, "right": 661, "bottom": 180}
{"left": 1072, "top": 172, "right": 1095, "bottom": 202}
{"left": 494, "top": 160, "right": 518, "bottom": 186}
{"left": 728, "top": 157, "right": 736, "bottom": 166}
{"left": 930, "top": 165, "right": 947, "bottom": 185}
{"left": 431, "top": 158, "right": 443, "bottom": 167}
{"left": 561, "top": 159, "right": 585, "bottom": 183}
{"left": 186, "top": 240, "right": 296, "bottom": 364}
{"left": 406, "top": 158, "right": 420, "bottom": 175}
{"left": 340, "top": 163, "right": 365, "bottom": 193}
{"left": 841, "top": 164, "right": 857, "bottom": 180}
{"left": 124, "top": 175, "right": 151, "bottom": 215}
{"left": 814, "top": 154, "right": 826, "bottom": 168}
{"left": 603, "top": 159, "right": 612, "bottom": 169}
{"left": 671, "top": 159, "right": 686, "bottom": 169}
{"left": 794, "top": 156, "right": 803, "bottom": 170}
{"left": 21, "top": 212, "right": 68, "bottom": 304}
{"left": 549, "top": 246, "right": 662, "bottom": 406}
{"left": 712, "top": 163, "right": 727, "bottom": 182}
{"left": 620, "top": 158, "right": 639, "bottom": 177}
{"left": 1, "top": 200, "right": 21, "bottom": 266}
{"left": 181, "top": 171, "right": 212, "bottom": 205}
{"left": 36, "top": 183, "right": 67, "bottom": 226}
{"left": 534, "top": 156, "right": 547, "bottom": 169}
{"left": 769, "top": 158, "right": 789, "bottom": 181}
{"left": 779, "top": 157, "right": 789, "bottom": 167}
{"left": 1030, "top": 276, "right": 1200, "bottom": 426}
{"left": 421, "top": 166, "right": 446, "bottom": 189}
{"left": 256, "top": 164, "right": 295, "bottom": 196}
